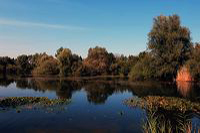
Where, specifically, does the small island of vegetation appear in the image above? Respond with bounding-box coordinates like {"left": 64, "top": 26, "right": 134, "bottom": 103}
{"left": 0, "top": 97, "right": 71, "bottom": 114}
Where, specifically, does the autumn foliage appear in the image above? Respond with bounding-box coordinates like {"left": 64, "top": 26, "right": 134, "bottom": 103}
{"left": 176, "top": 67, "right": 193, "bottom": 82}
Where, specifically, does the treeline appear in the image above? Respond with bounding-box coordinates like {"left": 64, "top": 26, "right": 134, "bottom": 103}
{"left": 1, "top": 14, "right": 200, "bottom": 81}
{"left": 0, "top": 46, "right": 138, "bottom": 77}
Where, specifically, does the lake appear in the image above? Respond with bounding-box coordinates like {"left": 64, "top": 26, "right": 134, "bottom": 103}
{"left": 0, "top": 77, "right": 200, "bottom": 133}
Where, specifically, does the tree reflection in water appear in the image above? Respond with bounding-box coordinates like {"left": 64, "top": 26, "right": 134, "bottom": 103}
{"left": 0, "top": 77, "right": 14, "bottom": 87}
{"left": 0, "top": 77, "right": 200, "bottom": 104}
{"left": 177, "top": 81, "right": 200, "bottom": 101}
{"left": 177, "top": 81, "right": 193, "bottom": 97}
{"left": 0, "top": 77, "right": 200, "bottom": 132}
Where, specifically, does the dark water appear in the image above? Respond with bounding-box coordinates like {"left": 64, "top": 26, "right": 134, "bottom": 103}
{"left": 0, "top": 77, "right": 200, "bottom": 133}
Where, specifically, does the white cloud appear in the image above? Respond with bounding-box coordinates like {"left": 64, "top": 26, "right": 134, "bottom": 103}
{"left": 0, "top": 18, "right": 87, "bottom": 31}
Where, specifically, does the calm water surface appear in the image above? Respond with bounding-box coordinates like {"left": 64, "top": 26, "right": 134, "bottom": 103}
{"left": 0, "top": 77, "right": 200, "bottom": 133}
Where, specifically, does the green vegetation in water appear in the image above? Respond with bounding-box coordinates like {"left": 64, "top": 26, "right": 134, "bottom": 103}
{"left": 142, "top": 110, "right": 172, "bottom": 133}
{"left": 124, "top": 96, "right": 200, "bottom": 132}
{"left": 0, "top": 97, "right": 70, "bottom": 108}
{"left": 142, "top": 110, "right": 200, "bottom": 133}
{"left": 124, "top": 96, "right": 200, "bottom": 113}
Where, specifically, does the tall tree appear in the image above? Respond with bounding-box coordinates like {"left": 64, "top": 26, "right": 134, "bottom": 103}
{"left": 148, "top": 14, "right": 192, "bottom": 80}
{"left": 56, "top": 47, "right": 82, "bottom": 76}
{"left": 83, "top": 46, "right": 112, "bottom": 76}
{"left": 56, "top": 48, "right": 72, "bottom": 76}
{"left": 115, "top": 55, "right": 138, "bottom": 76}
{"left": 32, "top": 54, "right": 59, "bottom": 76}
{"left": 16, "top": 55, "right": 32, "bottom": 76}
{"left": 129, "top": 52, "right": 155, "bottom": 80}
{"left": 0, "top": 57, "right": 15, "bottom": 76}
{"left": 186, "top": 43, "right": 200, "bottom": 80}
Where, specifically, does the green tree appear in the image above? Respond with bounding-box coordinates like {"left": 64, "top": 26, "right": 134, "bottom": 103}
{"left": 115, "top": 55, "right": 138, "bottom": 76}
{"left": 186, "top": 43, "right": 200, "bottom": 80}
{"left": 0, "top": 57, "right": 15, "bottom": 76}
{"left": 129, "top": 52, "right": 155, "bottom": 80}
{"left": 56, "top": 47, "right": 82, "bottom": 76}
{"left": 70, "top": 54, "right": 82, "bottom": 76}
{"left": 56, "top": 48, "right": 72, "bottom": 76}
{"left": 148, "top": 15, "right": 192, "bottom": 80}
{"left": 16, "top": 55, "right": 32, "bottom": 76}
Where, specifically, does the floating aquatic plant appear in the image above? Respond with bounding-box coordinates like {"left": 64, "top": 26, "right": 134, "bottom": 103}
{"left": 0, "top": 97, "right": 70, "bottom": 109}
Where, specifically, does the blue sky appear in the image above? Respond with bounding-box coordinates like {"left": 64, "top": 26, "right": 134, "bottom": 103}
{"left": 0, "top": 0, "right": 200, "bottom": 58}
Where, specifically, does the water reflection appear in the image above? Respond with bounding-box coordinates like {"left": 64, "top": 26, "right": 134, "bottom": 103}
{"left": 0, "top": 77, "right": 14, "bottom": 87}
{"left": 177, "top": 81, "right": 200, "bottom": 101}
{"left": 0, "top": 77, "right": 200, "bottom": 132}
{"left": 84, "top": 82, "right": 115, "bottom": 104}
{"left": 177, "top": 81, "right": 193, "bottom": 97}
{"left": 0, "top": 77, "right": 200, "bottom": 104}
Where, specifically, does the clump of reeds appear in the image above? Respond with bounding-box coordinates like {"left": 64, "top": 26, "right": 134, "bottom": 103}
{"left": 142, "top": 110, "right": 199, "bottom": 133}
{"left": 125, "top": 96, "right": 200, "bottom": 132}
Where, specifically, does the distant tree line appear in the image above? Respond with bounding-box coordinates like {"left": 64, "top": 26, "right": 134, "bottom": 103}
{"left": 0, "top": 14, "right": 200, "bottom": 81}
{"left": 0, "top": 46, "right": 138, "bottom": 77}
